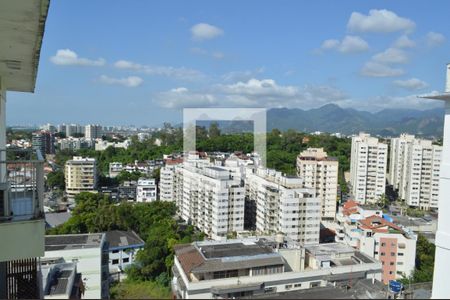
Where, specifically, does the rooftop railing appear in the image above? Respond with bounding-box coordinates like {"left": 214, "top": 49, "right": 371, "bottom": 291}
{"left": 0, "top": 148, "right": 44, "bottom": 222}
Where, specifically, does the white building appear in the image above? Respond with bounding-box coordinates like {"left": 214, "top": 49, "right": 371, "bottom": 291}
{"left": 85, "top": 124, "right": 103, "bottom": 140}
{"left": 159, "top": 159, "right": 183, "bottom": 202}
{"left": 172, "top": 238, "right": 382, "bottom": 299}
{"left": 41, "top": 259, "right": 81, "bottom": 299}
{"left": 388, "top": 133, "right": 415, "bottom": 194}
{"left": 44, "top": 233, "right": 109, "bottom": 299}
{"left": 246, "top": 168, "right": 321, "bottom": 245}
{"left": 350, "top": 133, "right": 388, "bottom": 204}
{"left": 173, "top": 155, "right": 245, "bottom": 240}
{"left": 104, "top": 230, "right": 144, "bottom": 280}
{"left": 297, "top": 148, "right": 339, "bottom": 220}
{"left": 65, "top": 156, "right": 97, "bottom": 202}
{"left": 109, "top": 162, "right": 123, "bottom": 178}
{"left": 402, "top": 139, "right": 441, "bottom": 210}
{"left": 94, "top": 139, "right": 131, "bottom": 151}
{"left": 136, "top": 178, "right": 157, "bottom": 202}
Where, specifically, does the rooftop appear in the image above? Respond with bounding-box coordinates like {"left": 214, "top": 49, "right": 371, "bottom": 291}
{"left": 45, "top": 233, "right": 104, "bottom": 251}
{"left": 45, "top": 211, "right": 71, "bottom": 228}
{"left": 104, "top": 230, "right": 145, "bottom": 249}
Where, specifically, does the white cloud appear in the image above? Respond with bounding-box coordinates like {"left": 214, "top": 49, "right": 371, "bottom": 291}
{"left": 50, "top": 49, "right": 105, "bottom": 66}
{"left": 191, "top": 23, "right": 224, "bottom": 41}
{"left": 98, "top": 75, "right": 143, "bottom": 87}
{"left": 155, "top": 78, "right": 348, "bottom": 109}
{"left": 320, "top": 36, "right": 369, "bottom": 53}
{"left": 372, "top": 48, "right": 408, "bottom": 64}
{"left": 361, "top": 61, "right": 404, "bottom": 77}
{"left": 426, "top": 31, "right": 445, "bottom": 47}
{"left": 347, "top": 9, "right": 415, "bottom": 33}
{"left": 393, "top": 78, "right": 428, "bottom": 90}
{"left": 221, "top": 68, "right": 265, "bottom": 82}
{"left": 114, "top": 60, "right": 204, "bottom": 81}
{"left": 321, "top": 39, "right": 340, "bottom": 49}
{"left": 393, "top": 35, "right": 415, "bottom": 48}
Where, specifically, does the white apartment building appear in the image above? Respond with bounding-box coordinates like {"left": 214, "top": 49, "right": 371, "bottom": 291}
{"left": 297, "top": 148, "right": 339, "bottom": 220}
{"left": 65, "top": 156, "right": 97, "bottom": 202}
{"left": 159, "top": 159, "right": 183, "bottom": 202}
{"left": 390, "top": 136, "right": 442, "bottom": 210}
{"left": 136, "top": 178, "right": 157, "bottom": 202}
{"left": 350, "top": 133, "right": 388, "bottom": 204}
{"left": 85, "top": 124, "right": 103, "bottom": 140}
{"left": 246, "top": 168, "right": 321, "bottom": 245}
{"left": 173, "top": 156, "right": 245, "bottom": 240}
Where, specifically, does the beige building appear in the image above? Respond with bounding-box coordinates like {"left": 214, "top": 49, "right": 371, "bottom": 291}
{"left": 350, "top": 133, "right": 388, "bottom": 204}
{"left": 65, "top": 156, "right": 97, "bottom": 202}
{"left": 297, "top": 148, "right": 338, "bottom": 220}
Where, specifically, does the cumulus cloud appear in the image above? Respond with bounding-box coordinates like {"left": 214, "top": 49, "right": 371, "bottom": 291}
{"left": 114, "top": 60, "right": 204, "bottom": 81}
{"left": 360, "top": 61, "right": 404, "bottom": 77}
{"left": 155, "top": 78, "right": 348, "bottom": 109}
{"left": 347, "top": 9, "right": 415, "bottom": 33}
{"left": 191, "top": 23, "right": 224, "bottom": 41}
{"left": 393, "top": 78, "right": 429, "bottom": 90}
{"left": 98, "top": 75, "right": 143, "bottom": 87}
{"left": 50, "top": 49, "right": 105, "bottom": 66}
{"left": 393, "top": 35, "right": 416, "bottom": 48}
{"left": 426, "top": 31, "right": 446, "bottom": 47}
{"left": 320, "top": 35, "right": 369, "bottom": 53}
{"left": 372, "top": 48, "right": 408, "bottom": 64}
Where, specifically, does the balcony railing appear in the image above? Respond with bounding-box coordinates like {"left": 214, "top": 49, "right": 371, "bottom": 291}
{"left": 0, "top": 148, "right": 44, "bottom": 222}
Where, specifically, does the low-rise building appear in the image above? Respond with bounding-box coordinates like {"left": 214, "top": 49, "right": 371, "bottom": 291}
{"left": 172, "top": 238, "right": 381, "bottom": 299}
{"left": 104, "top": 230, "right": 145, "bottom": 280}
{"left": 109, "top": 162, "right": 123, "bottom": 178}
{"left": 44, "top": 233, "right": 109, "bottom": 299}
{"left": 65, "top": 156, "right": 97, "bottom": 202}
{"left": 41, "top": 259, "right": 82, "bottom": 299}
{"left": 136, "top": 178, "right": 157, "bottom": 202}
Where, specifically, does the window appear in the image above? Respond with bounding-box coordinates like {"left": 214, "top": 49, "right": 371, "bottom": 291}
{"left": 285, "top": 285, "right": 292, "bottom": 290}
{"left": 310, "top": 282, "right": 321, "bottom": 288}
{"left": 123, "top": 257, "right": 130, "bottom": 263}
{"left": 112, "top": 249, "right": 119, "bottom": 254}
{"left": 112, "top": 259, "right": 119, "bottom": 265}
{"left": 294, "top": 283, "right": 302, "bottom": 288}
{"left": 391, "top": 252, "right": 396, "bottom": 257}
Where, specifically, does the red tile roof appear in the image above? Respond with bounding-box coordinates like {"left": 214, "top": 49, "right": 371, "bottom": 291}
{"left": 174, "top": 244, "right": 205, "bottom": 275}
{"left": 358, "top": 215, "right": 402, "bottom": 233}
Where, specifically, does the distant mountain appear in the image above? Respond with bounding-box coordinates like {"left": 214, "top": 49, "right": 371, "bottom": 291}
{"left": 266, "top": 104, "right": 444, "bottom": 138}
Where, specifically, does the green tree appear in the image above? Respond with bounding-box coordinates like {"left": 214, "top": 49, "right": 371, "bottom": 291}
{"left": 46, "top": 170, "right": 65, "bottom": 190}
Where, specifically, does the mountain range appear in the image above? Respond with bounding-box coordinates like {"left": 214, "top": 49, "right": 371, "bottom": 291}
{"left": 266, "top": 104, "right": 444, "bottom": 138}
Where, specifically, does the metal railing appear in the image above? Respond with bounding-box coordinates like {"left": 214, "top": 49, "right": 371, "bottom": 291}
{"left": 0, "top": 148, "right": 44, "bottom": 222}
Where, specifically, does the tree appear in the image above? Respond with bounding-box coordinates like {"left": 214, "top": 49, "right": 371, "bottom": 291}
{"left": 208, "top": 122, "right": 221, "bottom": 138}
{"left": 46, "top": 170, "right": 65, "bottom": 190}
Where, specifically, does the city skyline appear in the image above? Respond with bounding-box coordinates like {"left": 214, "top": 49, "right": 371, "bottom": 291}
{"left": 6, "top": 0, "right": 450, "bottom": 126}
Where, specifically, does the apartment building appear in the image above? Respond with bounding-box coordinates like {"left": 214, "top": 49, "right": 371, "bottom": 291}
{"left": 297, "top": 148, "right": 339, "bottom": 220}
{"left": 350, "top": 133, "right": 388, "bottom": 204}
{"left": 0, "top": 1, "right": 49, "bottom": 298}
{"left": 393, "top": 137, "right": 442, "bottom": 210}
{"left": 136, "top": 178, "right": 157, "bottom": 202}
{"left": 85, "top": 124, "right": 103, "bottom": 140}
{"left": 159, "top": 158, "right": 183, "bottom": 201}
{"left": 65, "top": 156, "right": 97, "bottom": 202}
{"left": 246, "top": 168, "right": 321, "bottom": 245}
{"left": 388, "top": 134, "right": 415, "bottom": 194}
{"left": 173, "top": 155, "right": 245, "bottom": 240}
{"left": 109, "top": 162, "right": 123, "bottom": 178}
{"left": 32, "top": 130, "right": 55, "bottom": 155}
{"left": 172, "top": 238, "right": 382, "bottom": 299}
{"left": 334, "top": 201, "right": 416, "bottom": 284}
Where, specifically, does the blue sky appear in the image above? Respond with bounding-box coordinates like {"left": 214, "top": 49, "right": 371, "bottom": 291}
{"left": 7, "top": 0, "right": 450, "bottom": 126}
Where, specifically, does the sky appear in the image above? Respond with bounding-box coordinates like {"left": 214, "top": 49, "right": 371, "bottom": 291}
{"left": 6, "top": 0, "right": 450, "bottom": 127}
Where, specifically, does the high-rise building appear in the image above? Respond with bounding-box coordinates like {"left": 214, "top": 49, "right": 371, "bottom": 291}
{"left": 159, "top": 159, "right": 183, "bottom": 202}
{"left": 297, "top": 148, "right": 339, "bottom": 220}
{"left": 388, "top": 134, "right": 415, "bottom": 194}
{"left": 247, "top": 168, "right": 321, "bottom": 245}
{"left": 0, "top": 1, "right": 49, "bottom": 298}
{"left": 65, "top": 156, "right": 97, "bottom": 202}
{"left": 173, "top": 155, "right": 245, "bottom": 240}
{"left": 32, "top": 130, "right": 55, "bottom": 155}
{"left": 40, "top": 123, "right": 56, "bottom": 133}
{"left": 350, "top": 133, "right": 388, "bottom": 204}
{"left": 85, "top": 124, "right": 103, "bottom": 140}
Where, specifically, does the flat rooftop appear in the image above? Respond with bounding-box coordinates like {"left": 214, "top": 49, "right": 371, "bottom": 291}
{"left": 104, "top": 230, "right": 145, "bottom": 249}
{"left": 45, "top": 233, "right": 104, "bottom": 251}
{"left": 200, "top": 241, "right": 274, "bottom": 259}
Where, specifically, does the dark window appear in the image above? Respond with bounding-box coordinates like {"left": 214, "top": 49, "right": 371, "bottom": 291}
{"left": 123, "top": 257, "right": 129, "bottom": 263}
{"left": 112, "top": 259, "right": 119, "bottom": 265}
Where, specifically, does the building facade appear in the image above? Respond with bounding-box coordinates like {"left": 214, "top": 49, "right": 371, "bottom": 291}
{"left": 246, "top": 168, "right": 321, "bottom": 245}
{"left": 297, "top": 148, "right": 338, "bottom": 220}
{"left": 350, "top": 133, "right": 388, "bottom": 204}
{"left": 65, "top": 156, "right": 97, "bottom": 202}
{"left": 136, "top": 178, "right": 157, "bottom": 202}
{"left": 85, "top": 124, "right": 103, "bottom": 140}
{"left": 32, "top": 130, "right": 55, "bottom": 155}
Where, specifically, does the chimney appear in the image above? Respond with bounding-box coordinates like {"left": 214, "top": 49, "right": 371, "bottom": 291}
{"left": 446, "top": 63, "right": 450, "bottom": 93}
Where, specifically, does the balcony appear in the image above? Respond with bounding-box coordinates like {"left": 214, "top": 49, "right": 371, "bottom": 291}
{"left": 0, "top": 149, "right": 45, "bottom": 262}
{"left": 0, "top": 149, "right": 44, "bottom": 222}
